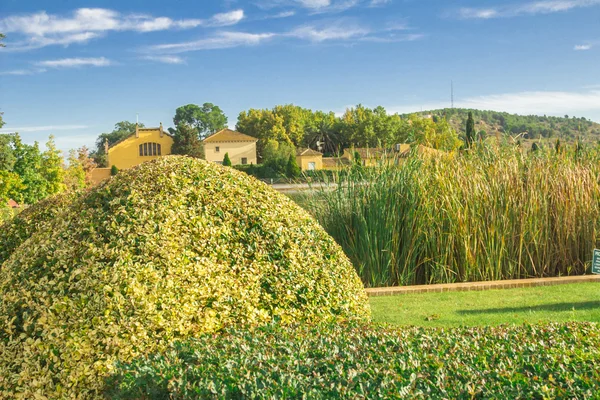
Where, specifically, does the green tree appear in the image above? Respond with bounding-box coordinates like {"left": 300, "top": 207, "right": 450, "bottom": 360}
{"left": 465, "top": 111, "right": 475, "bottom": 148}
{"left": 92, "top": 121, "right": 143, "bottom": 167}
{"left": 174, "top": 103, "right": 227, "bottom": 138}
{"left": 0, "top": 170, "right": 24, "bottom": 205}
{"left": 11, "top": 134, "right": 47, "bottom": 204}
{"left": 64, "top": 149, "right": 86, "bottom": 191}
{"left": 111, "top": 165, "right": 119, "bottom": 176}
{"left": 222, "top": 152, "right": 232, "bottom": 167}
{"left": 262, "top": 140, "right": 295, "bottom": 174}
{"left": 286, "top": 154, "right": 301, "bottom": 178}
{"left": 41, "top": 136, "right": 66, "bottom": 196}
{"left": 171, "top": 124, "right": 205, "bottom": 158}
{"left": 0, "top": 134, "right": 15, "bottom": 171}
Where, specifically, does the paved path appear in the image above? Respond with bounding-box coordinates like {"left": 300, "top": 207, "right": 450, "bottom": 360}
{"left": 366, "top": 275, "right": 600, "bottom": 297}
{"left": 271, "top": 182, "right": 338, "bottom": 193}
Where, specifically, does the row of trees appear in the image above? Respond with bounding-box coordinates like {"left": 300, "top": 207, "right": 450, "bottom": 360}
{"left": 0, "top": 133, "right": 96, "bottom": 205}
{"left": 237, "top": 104, "right": 463, "bottom": 156}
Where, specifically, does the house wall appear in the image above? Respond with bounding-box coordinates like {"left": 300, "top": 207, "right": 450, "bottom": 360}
{"left": 108, "top": 129, "right": 173, "bottom": 170}
{"left": 90, "top": 168, "right": 112, "bottom": 185}
{"left": 204, "top": 141, "right": 257, "bottom": 165}
{"left": 296, "top": 154, "right": 323, "bottom": 171}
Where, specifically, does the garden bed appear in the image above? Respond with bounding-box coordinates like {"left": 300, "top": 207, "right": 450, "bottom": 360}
{"left": 106, "top": 322, "right": 600, "bottom": 399}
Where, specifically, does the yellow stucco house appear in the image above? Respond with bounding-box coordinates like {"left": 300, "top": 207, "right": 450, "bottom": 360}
{"left": 296, "top": 148, "right": 323, "bottom": 171}
{"left": 90, "top": 124, "right": 174, "bottom": 184}
{"left": 203, "top": 129, "right": 257, "bottom": 165}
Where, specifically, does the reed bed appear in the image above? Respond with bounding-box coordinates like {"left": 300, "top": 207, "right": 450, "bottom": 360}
{"left": 306, "top": 146, "right": 600, "bottom": 287}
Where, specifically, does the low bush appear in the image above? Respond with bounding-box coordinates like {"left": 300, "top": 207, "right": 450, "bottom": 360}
{"left": 0, "top": 156, "right": 369, "bottom": 398}
{"left": 106, "top": 322, "right": 600, "bottom": 399}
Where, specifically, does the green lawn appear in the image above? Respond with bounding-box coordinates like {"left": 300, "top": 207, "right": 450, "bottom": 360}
{"left": 370, "top": 282, "right": 600, "bottom": 327}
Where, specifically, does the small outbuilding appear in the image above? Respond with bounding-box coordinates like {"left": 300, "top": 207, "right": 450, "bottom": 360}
{"left": 296, "top": 148, "right": 323, "bottom": 171}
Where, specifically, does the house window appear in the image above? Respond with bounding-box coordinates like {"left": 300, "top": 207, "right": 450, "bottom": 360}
{"left": 308, "top": 162, "right": 316, "bottom": 170}
{"left": 241, "top": 157, "right": 248, "bottom": 165}
{"left": 139, "top": 143, "right": 162, "bottom": 157}
{"left": 215, "top": 146, "right": 220, "bottom": 153}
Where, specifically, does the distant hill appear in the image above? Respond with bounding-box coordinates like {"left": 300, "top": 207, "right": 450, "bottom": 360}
{"left": 403, "top": 108, "right": 600, "bottom": 143}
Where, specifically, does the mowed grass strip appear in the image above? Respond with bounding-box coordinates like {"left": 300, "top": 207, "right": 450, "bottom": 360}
{"left": 370, "top": 282, "right": 600, "bottom": 327}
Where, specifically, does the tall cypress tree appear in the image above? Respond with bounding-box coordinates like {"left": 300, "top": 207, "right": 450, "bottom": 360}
{"left": 466, "top": 112, "right": 475, "bottom": 148}
{"left": 222, "top": 152, "right": 232, "bottom": 167}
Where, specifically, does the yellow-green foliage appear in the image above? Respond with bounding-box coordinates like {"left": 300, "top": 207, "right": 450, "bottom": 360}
{"left": 0, "top": 156, "right": 369, "bottom": 398}
{"left": 0, "top": 192, "right": 77, "bottom": 266}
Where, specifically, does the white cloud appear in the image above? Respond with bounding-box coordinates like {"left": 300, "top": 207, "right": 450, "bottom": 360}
{"left": 36, "top": 57, "right": 112, "bottom": 68}
{"left": 369, "top": 0, "right": 391, "bottom": 7}
{"left": 360, "top": 33, "right": 424, "bottom": 43}
{"left": 290, "top": 23, "right": 369, "bottom": 41}
{"left": 143, "top": 55, "right": 186, "bottom": 64}
{"left": 0, "top": 69, "right": 35, "bottom": 76}
{"left": 0, "top": 124, "right": 88, "bottom": 133}
{"left": 256, "top": 0, "right": 360, "bottom": 13}
{"left": 384, "top": 90, "right": 600, "bottom": 118}
{"left": 208, "top": 10, "right": 245, "bottom": 26}
{"left": 457, "top": 0, "right": 600, "bottom": 19}
{"left": 575, "top": 44, "right": 592, "bottom": 50}
{"left": 0, "top": 8, "right": 245, "bottom": 50}
{"left": 148, "top": 32, "right": 276, "bottom": 53}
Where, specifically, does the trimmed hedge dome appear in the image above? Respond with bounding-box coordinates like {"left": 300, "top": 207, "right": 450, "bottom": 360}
{"left": 0, "top": 156, "right": 370, "bottom": 398}
{"left": 0, "top": 191, "right": 77, "bottom": 266}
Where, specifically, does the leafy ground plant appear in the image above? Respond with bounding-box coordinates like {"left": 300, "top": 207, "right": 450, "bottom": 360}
{"left": 0, "top": 156, "right": 369, "bottom": 399}
{"left": 106, "top": 322, "right": 600, "bottom": 399}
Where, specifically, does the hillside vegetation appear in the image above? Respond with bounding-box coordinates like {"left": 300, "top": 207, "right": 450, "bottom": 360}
{"left": 411, "top": 108, "right": 600, "bottom": 142}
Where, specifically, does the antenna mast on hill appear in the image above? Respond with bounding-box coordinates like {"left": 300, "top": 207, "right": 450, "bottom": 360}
{"left": 451, "top": 80, "right": 454, "bottom": 109}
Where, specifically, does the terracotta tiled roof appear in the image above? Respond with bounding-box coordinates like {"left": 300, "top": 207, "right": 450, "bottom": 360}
{"left": 296, "top": 148, "right": 322, "bottom": 156}
{"left": 322, "top": 157, "right": 351, "bottom": 168}
{"left": 203, "top": 129, "right": 257, "bottom": 143}
{"left": 349, "top": 148, "right": 391, "bottom": 159}
{"left": 7, "top": 199, "right": 19, "bottom": 208}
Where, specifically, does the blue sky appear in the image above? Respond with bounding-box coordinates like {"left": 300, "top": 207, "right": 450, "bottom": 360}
{"left": 0, "top": 0, "right": 599, "bottom": 153}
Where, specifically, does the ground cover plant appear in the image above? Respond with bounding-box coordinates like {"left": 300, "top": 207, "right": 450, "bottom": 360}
{"left": 106, "top": 322, "right": 600, "bottom": 399}
{"left": 0, "top": 156, "right": 369, "bottom": 399}
{"left": 305, "top": 145, "right": 600, "bottom": 287}
{"left": 370, "top": 282, "right": 600, "bottom": 327}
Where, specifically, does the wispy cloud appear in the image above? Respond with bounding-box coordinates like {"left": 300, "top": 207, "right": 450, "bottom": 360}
{"left": 0, "top": 8, "right": 245, "bottom": 50}
{"left": 256, "top": 0, "right": 362, "bottom": 13}
{"left": 142, "top": 55, "right": 186, "bottom": 64}
{"left": 36, "top": 57, "right": 112, "bottom": 68}
{"left": 456, "top": 0, "right": 600, "bottom": 19}
{"left": 575, "top": 44, "right": 592, "bottom": 50}
{"left": 0, "top": 124, "right": 89, "bottom": 133}
{"left": 148, "top": 32, "right": 276, "bottom": 53}
{"left": 369, "top": 0, "right": 391, "bottom": 7}
{"left": 289, "top": 23, "right": 369, "bottom": 41}
{"left": 0, "top": 69, "right": 40, "bottom": 76}
{"left": 384, "top": 90, "right": 600, "bottom": 117}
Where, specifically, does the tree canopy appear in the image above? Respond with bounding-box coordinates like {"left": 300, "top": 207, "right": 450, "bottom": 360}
{"left": 171, "top": 123, "right": 205, "bottom": 159}
{"left": 173, "top": 103, "right": 228, "bottom": 138}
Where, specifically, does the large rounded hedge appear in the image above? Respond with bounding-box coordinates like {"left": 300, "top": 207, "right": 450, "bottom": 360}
{"left": 0, "top": 156, "right": 370, "bottom": 398}
{"left": 0, "top": 191, "right": 77, "bottom": 266}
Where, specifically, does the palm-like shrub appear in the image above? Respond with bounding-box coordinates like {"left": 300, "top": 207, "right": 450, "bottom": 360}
{"left": 0, "top": 156, "right": 369, "bottom": 398}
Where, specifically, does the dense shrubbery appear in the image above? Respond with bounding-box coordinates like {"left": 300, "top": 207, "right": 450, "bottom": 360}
{"left": 0, "top": 156, "right": 369, "bottom": 398}
{"left": 306, "top": 145, "right": 600, "bottom": 287}
{"left": 106, "top": 322, "right": 600, "bottom": 399}
{"left": 0, "top": 191, "right": 77, "bottom": 265}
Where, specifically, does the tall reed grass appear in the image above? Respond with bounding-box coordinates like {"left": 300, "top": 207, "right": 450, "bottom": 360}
{"left": 305, "top": 146, "right": 600, "bottom": 287}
